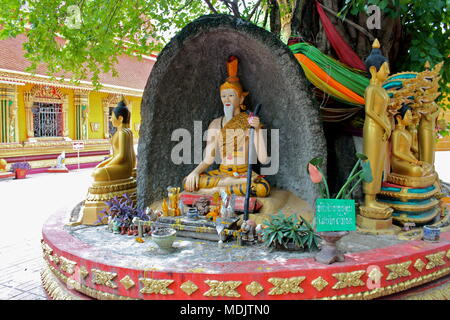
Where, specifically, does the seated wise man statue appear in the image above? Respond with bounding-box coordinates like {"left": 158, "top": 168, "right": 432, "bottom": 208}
{"left": 183, "top": 56, "right": 270, "bottom": 198}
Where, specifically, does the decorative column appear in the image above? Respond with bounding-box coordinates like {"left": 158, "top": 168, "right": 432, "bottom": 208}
{"left": 0, "top": 85, "right": 18, "bottom": 143}
{"left": 63, "top": 94, "right": 69, "bottom": 139}
{"left": 74, "top": 89, "right": 89, "bottom": 140}
{"left": 103, "top": 105, "right": 110, "bottom": 139}
{"left": 24, "top": 91, "right": 35, "bottom": 139}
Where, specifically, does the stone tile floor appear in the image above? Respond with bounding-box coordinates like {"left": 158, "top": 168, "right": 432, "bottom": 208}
{"left": 0, "top": 151, "right": 449, "bottom": 300}
{"left": 0, "top": 168, "right": 92, "bottom": 300}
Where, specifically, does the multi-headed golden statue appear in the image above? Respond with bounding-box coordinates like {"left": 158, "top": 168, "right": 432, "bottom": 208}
{"left": 78, "top": 100, "right": 137, "bottom": 225}
{"left": 183, "top": 56, "right": 270, "bottom": 198}
{"left": 359, "top": 39, "right": 394, "bottom": 221}
{"left": 372, "top": 60, "right": 444, "bottom": 228}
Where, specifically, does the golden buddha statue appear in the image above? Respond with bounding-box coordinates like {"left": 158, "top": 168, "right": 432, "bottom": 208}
{"left": 183, "top": 56, "right": 270, "bottom": 198}
{"left": 359, "top": 39, "right": 394, "bottom": 220}
{"left": 391, "top": 105, "right": 434, "bottom": 177}
{"left": 407, "top": 111, "right": 420, "bottom": 160}
{"left": 417, "top": 62, "right": 443, "bottom": 167}
{"left": 92, "top": 101, "right": 136, "bottom": 181}
{"left": 78, "top": 100, "right": 137, "bottom": 225}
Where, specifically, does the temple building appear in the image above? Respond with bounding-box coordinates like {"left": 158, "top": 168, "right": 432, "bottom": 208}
{"left": 0, "top": 34, "right": 155, "bottom": 173}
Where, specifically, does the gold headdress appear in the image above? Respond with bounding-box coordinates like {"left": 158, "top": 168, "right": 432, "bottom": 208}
{"left": 220, "top": 56, "right": 248, "bottom": 110}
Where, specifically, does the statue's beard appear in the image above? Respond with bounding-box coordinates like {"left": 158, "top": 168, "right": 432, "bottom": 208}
{"left": 223, "top": 104, "right": 234, "bottom": 122}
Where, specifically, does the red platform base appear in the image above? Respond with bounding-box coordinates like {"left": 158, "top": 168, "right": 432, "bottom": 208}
{"left": 41, "top": 208, "right": 450, "bottom": 300}
{"left": 0, "top": 172, "right": 14, "bottom": 180}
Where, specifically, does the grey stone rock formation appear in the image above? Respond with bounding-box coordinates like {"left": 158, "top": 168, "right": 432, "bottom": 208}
{"left": 137, "top": 14, "right": 327, "bottom": 209}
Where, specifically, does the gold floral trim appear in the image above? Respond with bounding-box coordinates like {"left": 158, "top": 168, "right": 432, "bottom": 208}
{"left": 120, "top": 275, "right": 135, "bottom": 290}
{"left": 414, "top": 259, "right": 426, "bottom": 273}
{"left": 59, "top": 256, "right": 77, "bottom": 275}
{"left": 92, "top": 269, "right": 118, "bottom": 288}
{"left": 245, "top": 281, "right": 264, "bottom": 296}
{"left": 268, "top": 277, "right": 306, "bottom": 295}
{"left": 385, "top": 261, "right": 412, "bottom": 281}
{"left": 139, "top": 278, "right": 175, "bottom": 295}
{"left": 425, "top": 251, "right": 446, "bottom": 270}
{"left": 204, "top": 280, "right": 242, "bottom": 297}
{"left": 311, "top": 276, "right": 329, "bottom": 292}
{"left": 332, "top": 270, "right": 366, "bottom": 290}
{"left": 40, "top": 266, "right": 81, "bottom": 300}
{"left": 43, "top": 262, "right": 135, "bottom": 300}
{"left": 321, "top": 267, "right": 450, "bottom": 300}
{"left": 180, "top": 280, "right": 199, "bottom": 296}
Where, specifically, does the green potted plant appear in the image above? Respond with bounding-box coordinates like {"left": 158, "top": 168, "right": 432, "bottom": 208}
{"left": 307, "top": 153, "right": 373, "bottom": 264}
{"left": 261, "top": 212, "right": 321, "bottom": 252}
{"left": 97, "top": 193, "right": 149, "bottom": 235}
{"left": 10, "top": 162, "right": 31, "bottom": 179}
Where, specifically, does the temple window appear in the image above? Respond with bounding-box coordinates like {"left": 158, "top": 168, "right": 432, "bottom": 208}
{"left": 32, "top": 102, "right": 63, "bottom": 137}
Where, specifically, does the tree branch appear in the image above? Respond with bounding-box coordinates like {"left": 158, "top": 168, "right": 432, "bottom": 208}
{"left": 175, "top": 0, "right": 195, "bottom": 14}
{"left": 247, "top": 0, "right": 262, "bottom": 20}
{"left": 203, "top": 0, "right": 219, "bottom": 14}
{"left": 221, "top": 0, "right": 241, "bottom": 17}
{"left": 318, "top": 2, "right": 374, "bottom": 41}
{"left": 104, "top": 0, "right": 122, "bottom": 37}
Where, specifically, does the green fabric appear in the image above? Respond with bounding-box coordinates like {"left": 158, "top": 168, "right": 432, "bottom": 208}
{"left": 290, "top": 42, "right": 369, "bottom": 97}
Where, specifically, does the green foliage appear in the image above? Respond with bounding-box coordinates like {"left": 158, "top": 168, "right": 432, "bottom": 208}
{"left": 339, "top": 0, "right": 449, "bottom": 98}
{"left": 0, "top": 0, "right": 219, "bottom": 88}
{"left": 308, "top": 153, "right": 371, "bottom": 199}
{"left": 261, "top": 212, "right": 321, "bottom": 251}
{"left": 0, "top": 0, "right": 272, "bottom": 88}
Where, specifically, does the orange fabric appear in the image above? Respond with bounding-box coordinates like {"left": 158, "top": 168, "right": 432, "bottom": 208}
{"left": 294, "top": 53, "right": 365, "bottom": 105}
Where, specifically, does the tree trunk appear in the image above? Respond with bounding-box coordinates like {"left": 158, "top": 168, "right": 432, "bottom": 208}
{"left": 269, "top": 0, "right": 281, "bottom": 36}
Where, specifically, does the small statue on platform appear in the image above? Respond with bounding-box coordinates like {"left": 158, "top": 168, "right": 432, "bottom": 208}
{"left": 193, "top": 197, "right": 210, "bottom": 216}
{"left": 391, "top": 105, "right": 434, "bottom": 177}
{"left": 49, "top": 151, "right": 69, "bottom": 172}
{"left": 183, "top": 56, "right": 270, "bottom": 198}
{"left": 241, "top": 219, "right": 256, "bottom": 242}
{"left": 360, "top": 39, "right": 394, "bottom": 217}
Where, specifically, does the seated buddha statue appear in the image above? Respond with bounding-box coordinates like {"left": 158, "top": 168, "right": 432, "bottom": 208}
{"left": 183, "top": 56, "right": 270, "bottom": 198}
{"left": 391, "top": 105, "right": 433, "bottom": 177}
{"left": 92, "top": 100, "right": 136, "bottom": 182}
{"left": 78, "top": 100, "right": 137, "bottom": 225}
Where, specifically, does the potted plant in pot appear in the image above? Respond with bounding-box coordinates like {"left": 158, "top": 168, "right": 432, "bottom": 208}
{"left": 98, "top": 193, "right": 149, "bottom": 235}
{"left": 307, "top": 153, "right": 373, "bottom": 264}
{"left": 261, "top": 212, "right": 321, "bottom": 252}
{"left": 10, "top": 162, "right": 31, "bottom": 179}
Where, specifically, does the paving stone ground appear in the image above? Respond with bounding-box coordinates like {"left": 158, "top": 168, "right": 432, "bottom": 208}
{"left": 0, "top": 151, "right": 448, "bottom": 300}
{"left": 0, "top": 169, "right": 92, "bottom": 300}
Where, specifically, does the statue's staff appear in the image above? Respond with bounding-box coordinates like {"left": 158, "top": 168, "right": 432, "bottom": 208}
{"left": 243, "top": 103, "right": 262, "bottom": 222}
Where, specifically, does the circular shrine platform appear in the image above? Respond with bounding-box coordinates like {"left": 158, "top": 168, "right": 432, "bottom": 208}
{"left": 41, "top": 208, "right": 450, "bottom": 300}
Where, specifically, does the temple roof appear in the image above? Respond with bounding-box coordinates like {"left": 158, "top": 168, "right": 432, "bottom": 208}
{"left": 0, "top": 33, "right": 156, "bottom": 96}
